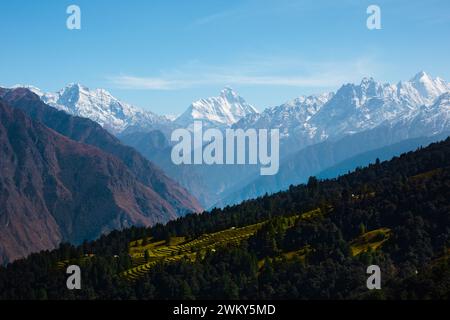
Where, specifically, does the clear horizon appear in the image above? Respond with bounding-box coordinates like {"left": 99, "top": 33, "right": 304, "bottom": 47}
{"left": 1, "top": 0, "right": 449, "bottom": 115}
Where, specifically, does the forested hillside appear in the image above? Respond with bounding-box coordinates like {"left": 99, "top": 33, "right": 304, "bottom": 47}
{"left": 1, "top": 137, "right": 449, "bottom": 300}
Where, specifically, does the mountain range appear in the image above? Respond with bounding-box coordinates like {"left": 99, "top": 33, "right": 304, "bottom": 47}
{"left": 0, "top": 88, "right": 201, "bottom": 265}
{"left": 218, "top": 73, "right": 450, "bottom": 206}
{"left": 234, "top": 71, "right": 449, "bottom": 145}
{"left": 9, "top": 72, "right": 450, "bottom": 209}
{"left": 20, "top": 72, "right": 448, "bottom": 141}
{"left": 2, "top": 134, "right": 450, "bottom": 299}
{"left": 20, "top": 83, "right": 171, "bottom": 135}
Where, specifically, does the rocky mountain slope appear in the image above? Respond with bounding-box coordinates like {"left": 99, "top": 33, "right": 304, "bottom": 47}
{"left": 0, "top": 88, "right": 202, "bottom": 216}
{"left": 0, "top": 98, "right": 191, "bottom": 265}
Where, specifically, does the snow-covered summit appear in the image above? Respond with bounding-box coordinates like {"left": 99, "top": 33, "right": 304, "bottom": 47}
{"left": 26, "top": 83, "right": 168, "bottom": 134}
{"left": 312, "top": 71, "right": 449, "bottom": 137}
{"left": 8, "top": 72, "right": 449, "bottom": 141}
{"left": 233, "top": 92, "right": 333, "bottom": 138}
{"left": 235, "top": 72, "right": 449, "bottom": 147}
{"left": 175, "top": 87, "right": 258, "bottom": 128}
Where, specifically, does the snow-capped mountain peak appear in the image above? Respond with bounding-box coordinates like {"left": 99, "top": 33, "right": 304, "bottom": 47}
{"left": 234, "top": 71, "right": 449, "bottom": 151}
{"left": 8, "top": 71, "right": 449, "bottom": 141}
{"left": 233, "top": 92, "right": 333, "bottom": 140}
{"left": 310, "top": 71, "right": 450, "bottom": 139}
{"left": 409, "top": 91, "right": 450, "bottom": 136}
{"left": 409, "top": 71, "right": 449, "bottom": 101}
{"left": 11, "top": 84, "right": 45, "bottom": 97}
{"left": 175, "top": 87, "right": 258, "bottom": 127}
{"left": 395, "top": 71, "right": 449, "bottom": 107}
{"left": 24, "top": 84, "right": 169, "bottom": 135}
{"left": 410, "top": 70, "right": 430, "bottom": 82}
{"left": 220, "top": 86, "right": 239, "bottom": 99}
{"left": 360, "top": 76, "right": 376, "bottom": 87}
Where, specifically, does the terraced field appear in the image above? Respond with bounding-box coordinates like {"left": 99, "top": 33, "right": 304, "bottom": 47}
{"left": 299, "top": 208, "right": 324, "bottom": 221}
{"left": 122, "top": 222, "right": 265, "bottom": 281}
{"left": 52, "top": 210, "right": 322, "bottom": 281}
{"left": 282, "top": 246, "right": 312, "bottom": 261}
{"left": 121, "top": 209, "right": 331, "bottom": 281}
{"left": 350, "top": 227, "right": 392, "bottom": 256}
{"left": 54, "top": 208, "right": 332, "bottom": 281}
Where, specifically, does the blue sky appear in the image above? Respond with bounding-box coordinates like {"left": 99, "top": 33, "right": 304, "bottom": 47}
{"left": 0, "top": 0, "right": 449, "bottom": 115}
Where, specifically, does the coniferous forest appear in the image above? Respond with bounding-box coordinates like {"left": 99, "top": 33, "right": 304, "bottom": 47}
{"left": 1, "top": 138, "right": 449, "bottom": 300}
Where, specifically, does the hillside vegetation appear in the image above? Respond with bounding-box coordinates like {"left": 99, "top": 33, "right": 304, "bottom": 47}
{"left": 1, "top": 138, "right": 450, "bottom": 300}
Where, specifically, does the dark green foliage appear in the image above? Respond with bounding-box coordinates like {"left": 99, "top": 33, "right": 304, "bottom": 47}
{"left": 1, "top": 138, "right": 450, "bottom": 300}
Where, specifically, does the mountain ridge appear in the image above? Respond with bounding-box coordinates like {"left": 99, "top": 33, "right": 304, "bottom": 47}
{"left": 19, "top": 83, "right": 170, "bottom": 135}
{"left": 1, "top": 136, "right": 449, "bottom": 299}
{"left": 0, "top": 97, "right": 188, "bottom": 264}
{"left": 9, "top": 72, "right": 450, "bottom": 209}
{"left": 175, "top": 87, "right": 259, "bottom": 128}
{"left": 0, "top": 87, "right": 203, "bottom": 216}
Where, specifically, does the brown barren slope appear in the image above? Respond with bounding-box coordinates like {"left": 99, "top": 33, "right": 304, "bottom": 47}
{"left": 0, "top": 99, "right": 193, "bottom": 264}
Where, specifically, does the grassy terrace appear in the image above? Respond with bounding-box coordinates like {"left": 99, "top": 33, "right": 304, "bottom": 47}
{"left": 350, "top": 227, "right": 392, "bottom": 256}
{"left": 121, "top": 211, "right": 318, "bottom": 281}
{"left": 122, "top": 222, "right": 266, "bottom": 281}
{"left": 54, "top": 209, "right": 328, "bottom": 281}
{"left": 58, "top": 207, "right": 391, "bottom": 281}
